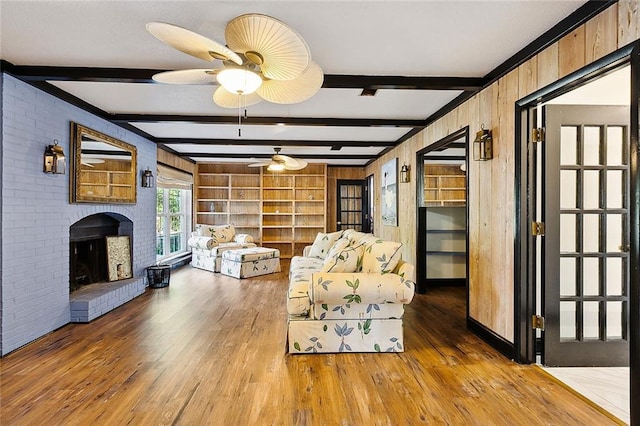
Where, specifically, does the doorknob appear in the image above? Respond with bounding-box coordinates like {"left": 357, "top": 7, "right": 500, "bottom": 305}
{"left": 618, "top": 244, "right": 630, "bottom": 252}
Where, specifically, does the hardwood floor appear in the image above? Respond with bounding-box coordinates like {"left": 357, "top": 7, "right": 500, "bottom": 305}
{"left": 0, "top": 267, "right": 624, "bottom": 425}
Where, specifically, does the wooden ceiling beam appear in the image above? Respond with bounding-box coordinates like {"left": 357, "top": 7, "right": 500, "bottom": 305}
{"left": 114, "top": 114, "right": 422, "bottom": 128}
{"left": 2, "top": 62, "right": 482, "bottom": 91}
{"left": 184, "top": 153, "right": 376, "bottom": 160}
{"left": 158, "top": 138, "right": 393, "bottom": 147}
{"left": 323, "top": 75, "right": 482, "bottom": 91}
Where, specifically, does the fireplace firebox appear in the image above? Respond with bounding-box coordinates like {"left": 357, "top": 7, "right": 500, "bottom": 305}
{"left": 69, "top": 213, "right": 133, "bottom": 292}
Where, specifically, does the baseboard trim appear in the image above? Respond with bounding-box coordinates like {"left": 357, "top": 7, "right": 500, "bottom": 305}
{"left": 425, "top": 278, "right": 466, "bottom": 287}
{"left": 467, "top": 317, "right": 515, "bottom": 359}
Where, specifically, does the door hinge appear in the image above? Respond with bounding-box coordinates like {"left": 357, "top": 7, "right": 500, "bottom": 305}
{"left": 531, "top": 221, "right": 545, "bottom": 236}
{"left": 532, "top": 315, "right": 545, "bottom": 330}
{"left": 531, "top": 127, "right": 545, "bottom": 143}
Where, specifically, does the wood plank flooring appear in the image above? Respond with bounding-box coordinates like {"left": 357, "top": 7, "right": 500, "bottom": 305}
{"left": 0, "top": 267, "right": 624, "bottom": 425}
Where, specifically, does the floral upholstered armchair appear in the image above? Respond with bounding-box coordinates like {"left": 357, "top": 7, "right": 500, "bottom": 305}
{"left": 188, "top": 224, "right": 256, "bottom": 272}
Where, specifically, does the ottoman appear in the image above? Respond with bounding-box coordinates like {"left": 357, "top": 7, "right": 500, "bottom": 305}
{"left": 221, "top": 247, "right": 281, "bottom": 279}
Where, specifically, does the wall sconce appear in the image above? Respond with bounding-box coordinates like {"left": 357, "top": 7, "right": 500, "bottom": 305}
{"left": 43, "top": 140, "right": 66, "bottom": 174}
{"left": 400, "top": 163, "right": 410, "bottom": 183}
{"left": 142, "top": 168, "right": 155, "bottom": 188}
{"left": 473, "top": 125, "right": 493, "bottom": 161}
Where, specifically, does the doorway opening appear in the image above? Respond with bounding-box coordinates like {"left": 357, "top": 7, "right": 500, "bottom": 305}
{"left": 336, "top": 179, "right": 371, "bottom": 233}
{"left": 516, "top": 55, "right": 634, "bottom": 423}
{"left": 416, "top": 127, "right": 469, "bottom": 296}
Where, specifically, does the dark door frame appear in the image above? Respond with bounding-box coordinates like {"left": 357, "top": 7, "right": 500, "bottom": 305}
{"left": 514, "top": 42, "right": 639, "bottom": 424}
{"left": 415, "top": 126, "right": 469, "bottom": 298}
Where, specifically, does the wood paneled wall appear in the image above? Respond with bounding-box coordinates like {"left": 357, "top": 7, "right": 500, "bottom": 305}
{"left": 157, "top": 148, "right": 196, "bottom": 175}
{"left": 365, "top": 2, "right": 639, "bottom": 343}
{"left": 327, "top": 166, "right": 365, "bottom": 232}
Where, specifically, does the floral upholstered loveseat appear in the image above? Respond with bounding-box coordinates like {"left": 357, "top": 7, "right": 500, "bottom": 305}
{"left": 188, "top": 224, "right": 256, "bottom": 272}
{"left": 287, "top": 229, "right": 415, "bottom": 353}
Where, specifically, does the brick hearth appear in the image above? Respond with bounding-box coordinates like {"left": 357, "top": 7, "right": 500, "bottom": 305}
{"left": 69, "top": 278, "right": 146, "bottom": 323}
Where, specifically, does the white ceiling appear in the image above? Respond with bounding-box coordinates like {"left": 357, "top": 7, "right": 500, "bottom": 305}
{"left": 1, "top": 0, "right": 587, "bottom": 166}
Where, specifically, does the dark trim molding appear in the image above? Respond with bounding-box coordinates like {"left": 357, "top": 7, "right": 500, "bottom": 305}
{"left": 629, "top": 40, "right": 640, "bottom": 426}
{"left": 423, "top": 278, "right": 466, "bottom": 287}
{"left": 423, "top": 155, "right": 466, "bottom": 161}
{"left": 467, "top": 317, "right": 515, "bottom": 360}
{"left": 514, "top": 105, "right": 535, "bottom": 364}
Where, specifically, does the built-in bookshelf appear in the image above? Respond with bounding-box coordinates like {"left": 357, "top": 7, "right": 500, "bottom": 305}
{"left": 425, "top": 206, "right": 467, "bottom": 281}
{"left": 195, "top": 163, "right": 327, "bottom": 261}
{"left": 195, "top": 164, "right": 262, "bottom": 238}
{"left": 261, "top": 164, "right": 327, "bottom": 261}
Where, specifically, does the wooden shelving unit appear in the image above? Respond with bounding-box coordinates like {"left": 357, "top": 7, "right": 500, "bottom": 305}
{"left": 195, "top": 164, "right": 262, "bottom": 238}
{"left": 195, "top": 163, "right": 327, "bottom": 262}
{"left": 424, "top": 206, "right": 467, "bottom": 280}
{"left": 261, "top": 164, "right": 327, "bottom": 262}
{"left": 417, "top": 163, "right": 467, "bottom": 289}
{"left": 424, "top": 164, "right": 466, "bottom": 207}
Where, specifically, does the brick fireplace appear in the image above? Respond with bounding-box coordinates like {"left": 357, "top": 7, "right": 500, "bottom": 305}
{"left": 0, "top": 74, "right": 157, "bottom": 355}
{"left": 68, "top": 213, "right": 145, "bottom": 323}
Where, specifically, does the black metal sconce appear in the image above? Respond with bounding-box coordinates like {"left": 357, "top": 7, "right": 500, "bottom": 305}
{"left": 142, "top": 168, "right": 154, "bottom": 188}
{"left": 43, "top": 140, "right": 66, "bottom": 174}
{"left": 473, "top": 125, "right": 493, "bottom": 161}
{"left": 400, "top": 163, "right": 410, "bottom": 183}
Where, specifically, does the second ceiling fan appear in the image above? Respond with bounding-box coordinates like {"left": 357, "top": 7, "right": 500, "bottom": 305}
{"left": 249, "top": 148, "right": 308, "bottom": 171}
{"left": 147, "top": 14, "right": 324, "bottom": 108}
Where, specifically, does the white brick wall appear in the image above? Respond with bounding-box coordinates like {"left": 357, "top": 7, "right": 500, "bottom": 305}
{"left": 1, "top": 74, "right": 157, "bottom": 355}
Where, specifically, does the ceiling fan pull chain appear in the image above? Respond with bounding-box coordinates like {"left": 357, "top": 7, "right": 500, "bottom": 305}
{"left": 238, "top": 97, "right": 242, "bottom": 137}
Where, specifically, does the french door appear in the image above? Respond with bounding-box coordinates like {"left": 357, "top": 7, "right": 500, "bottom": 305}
{"left": 336, "top": 180, "right": 369, "bottom": 232}
{"left": 542, "top": 105, "right": 630, "bottom": 366}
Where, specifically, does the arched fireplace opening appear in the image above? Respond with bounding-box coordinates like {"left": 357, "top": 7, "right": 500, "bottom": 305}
{"left": 69, "top": 213, "right": 133, "bottom": 292}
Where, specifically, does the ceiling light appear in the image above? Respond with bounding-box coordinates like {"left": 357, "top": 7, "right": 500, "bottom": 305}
{"left": 217, "top": 68, "right": 262, "bottom": 95}
{"left": 267, "top": 163, "right": 285, "bottom": 172}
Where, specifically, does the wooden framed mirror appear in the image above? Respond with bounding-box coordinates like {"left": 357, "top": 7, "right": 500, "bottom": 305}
{"left": 70, "top": 122, "right": 137, "bottom": 204}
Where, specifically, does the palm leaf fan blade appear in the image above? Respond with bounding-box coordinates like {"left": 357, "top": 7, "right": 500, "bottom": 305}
{"left": 225, "top": 14, "right": 310, "bottom": 81}
{"left": 146, "top": 22, "right": 242, "bottom": 65}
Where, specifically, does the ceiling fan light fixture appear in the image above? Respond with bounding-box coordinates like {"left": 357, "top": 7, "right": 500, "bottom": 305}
{"left": 217, "top": 68, "right": 262, "bottom": 95}
{"left": 267, "top": 162, "right": 285, "bottom": 172}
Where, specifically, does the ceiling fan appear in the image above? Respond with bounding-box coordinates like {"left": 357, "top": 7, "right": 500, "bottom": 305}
{"left": 146, "top": 14, "right": 324, "bottom": 109}
{"left": 248, "top": 148, "right": 308, "bottom": 171}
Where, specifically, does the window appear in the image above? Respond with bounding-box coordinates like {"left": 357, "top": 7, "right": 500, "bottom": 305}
{"left": 156, "top": 187, "right": 192, "bottom": 261}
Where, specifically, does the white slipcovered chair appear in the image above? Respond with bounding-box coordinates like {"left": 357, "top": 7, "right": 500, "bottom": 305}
{"left": 188, "top": 224, "right": 256, "bottom": 272}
